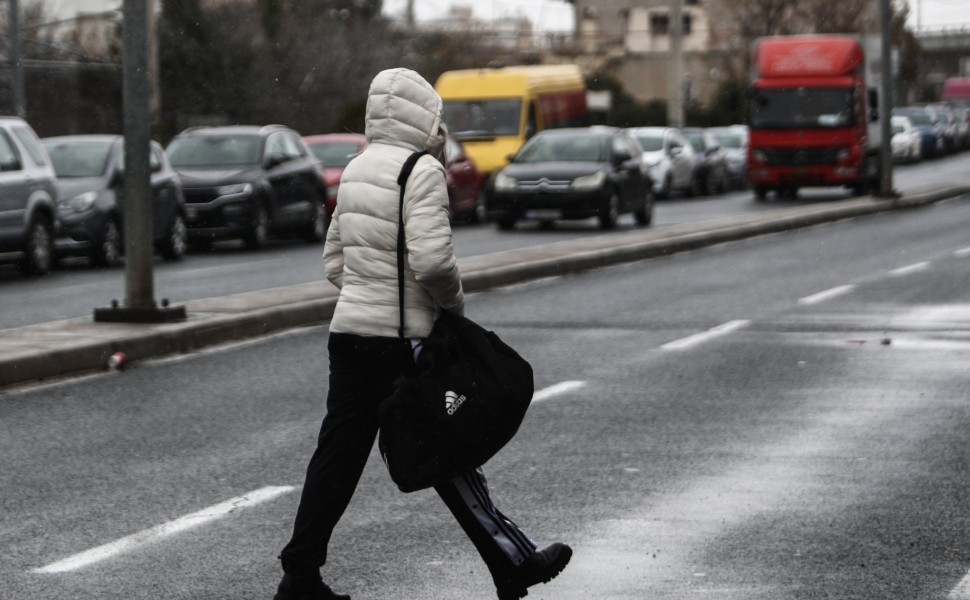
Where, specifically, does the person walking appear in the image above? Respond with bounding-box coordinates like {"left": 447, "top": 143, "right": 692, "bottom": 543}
{"left": 273, "top": 67, "right": 572, "bottom": 600}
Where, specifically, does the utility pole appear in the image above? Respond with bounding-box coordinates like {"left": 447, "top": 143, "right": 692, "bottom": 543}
{"left": 877, "top": 0, "right": 897, "bottom": 198}
{"left": 667, "top": 0, "right": 684, "bottom": 127}
{"left": 95, "top": 0, "right": 184, "bottom": 323}
{"left": 9, "top": 0, "right": 24, "bottom": 117}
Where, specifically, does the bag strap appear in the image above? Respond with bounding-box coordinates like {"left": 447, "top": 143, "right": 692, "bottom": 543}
{"left": 396, "top": 150, "right": 429, "bottom": 339}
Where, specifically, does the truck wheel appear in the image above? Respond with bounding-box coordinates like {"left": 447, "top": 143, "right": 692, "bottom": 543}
{"left": 754, "top": 186, "right": 770, "bottom": 202}
{"left": 496, "top": 216, "right": 516, "bottom": 231}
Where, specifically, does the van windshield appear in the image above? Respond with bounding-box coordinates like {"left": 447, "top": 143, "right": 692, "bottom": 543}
{"left": 750, "top": 87, "right": 856, "bottom": 129}
{"left": 442, "top": 99, "right": 522, "bottom": 139}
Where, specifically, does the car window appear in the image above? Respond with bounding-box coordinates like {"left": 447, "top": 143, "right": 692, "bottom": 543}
{"left": 516, "top": 134, "right": 609, "bottom": 163}
{"left": 611, "top": 136, "right": 632, "bottom": 160}
{"left": 266, "top": 133, "right": 297, "bottom": 163}
{"left": 11, "top": 126, "right": 47, "bottom": 166}
{"left": 634, "top": 134, "right": 664, "bottom": 152}
{"left": 281, "top": 134, "right": 305, "bottom": 160}
{"left": 0, "top": 131, "right": 23, "bottom": 172}
{"left": 166, "top": 134, "right": 262, "bottom": 167}
{"left": 150, "top": 146, "right": 163, "bottom": 172}
{"left": 45, "top": 140, "right": 114, "bottom": 177}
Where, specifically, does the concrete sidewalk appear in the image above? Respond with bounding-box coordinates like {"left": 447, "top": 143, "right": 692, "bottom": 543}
{"left": 2, "top": 186, "right": 967, "bottom": 392}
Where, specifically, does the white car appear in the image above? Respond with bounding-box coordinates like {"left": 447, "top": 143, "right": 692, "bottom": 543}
{"left": 891, "top": 115, "right": 922, "bottom": 163}
{"left": 626, "top": 127, "right": 699, "bottom": 198}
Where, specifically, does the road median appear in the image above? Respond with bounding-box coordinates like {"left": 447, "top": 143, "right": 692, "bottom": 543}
{"left": 2, "top": 185, "right": 968, "bottom": 392}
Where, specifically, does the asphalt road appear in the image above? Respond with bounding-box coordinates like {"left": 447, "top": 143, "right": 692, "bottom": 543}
{"left": 2, "top": 193, "right": 969, "bottom": 599}
{"left": 1, "top": 153, "right": 969, "bottom": 331}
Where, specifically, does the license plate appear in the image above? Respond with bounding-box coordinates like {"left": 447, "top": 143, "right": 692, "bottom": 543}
{"left": 525, "top": 209, "right": 560, "bottom": 220}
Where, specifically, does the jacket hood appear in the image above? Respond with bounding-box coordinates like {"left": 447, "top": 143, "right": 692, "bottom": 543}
{"left": 365, "top": 68, "right": 444, "bottom": 155}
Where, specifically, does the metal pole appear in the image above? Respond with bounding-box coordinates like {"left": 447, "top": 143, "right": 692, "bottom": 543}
{"left": 95, "top": 0, "right": 184, "bottom": 323}
{"left": 668, "top": 0, "right": 684, "bottom": 127}
{"left": 9, "top": 0, "right": 24, "bottom": 117}
{"left": 878, "top": 0, "right": 896, "bottom": 198}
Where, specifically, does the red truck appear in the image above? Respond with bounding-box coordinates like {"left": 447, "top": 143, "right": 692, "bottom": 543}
{"left": 747, "top": 35, "right": 883, "bottom": 201}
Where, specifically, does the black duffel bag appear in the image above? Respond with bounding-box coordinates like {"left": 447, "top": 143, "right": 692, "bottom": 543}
{"left": 377, "top": 150, "right": 534, "bottom": 493}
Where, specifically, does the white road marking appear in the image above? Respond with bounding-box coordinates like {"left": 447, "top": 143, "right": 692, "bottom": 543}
{"left": 797, "top": 285, "right": 855, "bottom": 306}
{"left": 955, "top": 247, "right": 970, "bottom": 258}
{"left": 661, "top": 320, "right": 751, "bottom": 351}
{"left": 949, "top": 571, "right": 970, "bottom": 599}
{"left": 32, "top": 486, "right": 294, "bottom": 574}
{"left": 532, "top": 380, "right": 586, "bottom": 402}
{"left": 889, "top": 261, "right": 930, "bottom": 276}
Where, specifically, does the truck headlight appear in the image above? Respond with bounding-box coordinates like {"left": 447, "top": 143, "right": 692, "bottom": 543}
{"left": 494, "top": 173, "right": 516, "bottom": 192}
{"left": 571, "top": 171, "right": 606, "bottom": 191}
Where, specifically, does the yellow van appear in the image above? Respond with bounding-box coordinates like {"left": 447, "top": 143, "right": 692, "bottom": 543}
{"left": 435, "top": 64, "right": 587, "bottom": 176}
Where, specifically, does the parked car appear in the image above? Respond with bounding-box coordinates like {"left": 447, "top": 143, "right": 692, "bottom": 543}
{"left": 165, "top": 125, "right": 328, "bottom": 248}
{"left": 487, "top": 126, "right": 653, "bottom": 230}
{"left": 42, "top": 135, "right": 188, "bottom": 266}
{"left": 302, "top": 132, "right": 367, "bottom": 228}
{"left": 0, "top": 116, "right": 59, "bottom": 275}
{"left": 893, "top": 107, "right": 944, "bottom": 159}
{"left": 682, "top": 127, "right": 731, "bottom": 195}
{"left": 626, "top": 126, "right": 698, "bottom": 198}
{"left": 890, "top": 116, "right": 922, "bottom": 164}
{"left": 444, "top": 136, "right": 484, "bottom": 223}
{"left": 706, "top": 125, "right": 748, "bottom": 189}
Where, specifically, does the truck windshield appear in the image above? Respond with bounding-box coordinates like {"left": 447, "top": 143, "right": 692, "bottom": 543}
{"left": 750, "top": 88, "right": 856, "bottom": 129}
{"left": 442, "top": 99, "right": 522, "bottom": 139}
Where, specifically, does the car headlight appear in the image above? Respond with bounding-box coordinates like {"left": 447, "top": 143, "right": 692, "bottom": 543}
{"left": 571, "top": 170, "right": 606, "bottom": 191}
{"left": 216, "top": 183, "right": 253, "bottom": 197}
{"left": 494, "top": 173, "right": 516, "bottom": 192}
{"left": 60, "top": 191, "right": 98, "bottom": 213}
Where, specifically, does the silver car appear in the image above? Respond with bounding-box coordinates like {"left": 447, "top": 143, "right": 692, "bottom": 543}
{"left": 0, "top": 117, "right": 59, "bottom": 275}
{"left": 626, "top": 126, "right": 699, "bottom": 199}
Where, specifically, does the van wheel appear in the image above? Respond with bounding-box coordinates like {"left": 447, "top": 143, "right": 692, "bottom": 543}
{"left": 92, "top": 218, "right": 123, "bottom": 267}
{"left": 19, "top": 215, "right": 54, "bottom": 276}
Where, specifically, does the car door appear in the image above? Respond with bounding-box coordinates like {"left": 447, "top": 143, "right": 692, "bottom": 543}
{"left": 263, "top": 132, "right": 307, "bottom": 226}
{"left": 0, "top": 130, "right": 32, "bottom": 246}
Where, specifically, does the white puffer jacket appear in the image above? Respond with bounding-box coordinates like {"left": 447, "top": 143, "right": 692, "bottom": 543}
{"left": 324, "top": 68, "right": 464, "bottom": 339}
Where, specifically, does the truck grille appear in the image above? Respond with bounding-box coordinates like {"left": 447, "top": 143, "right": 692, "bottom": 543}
{"left": 763, "top": 148, "right": 840, "bottom": 166}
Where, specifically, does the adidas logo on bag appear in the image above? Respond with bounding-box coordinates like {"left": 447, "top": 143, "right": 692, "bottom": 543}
{"left": 445, "top": 390, "right": 467, "bottom": 415}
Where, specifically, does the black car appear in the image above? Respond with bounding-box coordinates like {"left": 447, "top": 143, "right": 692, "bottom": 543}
{"left": 43, "top": 135, "right": 188, "bottom": 266}
{"left": 487, "top": 127, "right": 653, "bottom": 230}
{"left": 165, "top": 125, "right": 328, "bottom": 248}
{"left": 682, "top": 128, "right": 731, "bottom": 195}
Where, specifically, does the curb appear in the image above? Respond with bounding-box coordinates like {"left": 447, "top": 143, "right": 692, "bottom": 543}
{"left": 2, "top": 185, "right": 968, "bottom": 392}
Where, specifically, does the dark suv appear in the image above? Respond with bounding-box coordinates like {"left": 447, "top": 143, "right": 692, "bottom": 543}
{"left": 165, "top": 125, "right": 328, "bottom": 248}
{"left": 0, "top": 117, "right": 59, "bottom": 275}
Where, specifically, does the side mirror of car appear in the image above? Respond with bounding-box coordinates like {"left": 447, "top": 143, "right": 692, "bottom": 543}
{"left": 265, "top": 153, "right": 287, "bottom": 169}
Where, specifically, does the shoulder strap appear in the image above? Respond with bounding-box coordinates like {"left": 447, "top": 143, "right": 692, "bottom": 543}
{"left": 396, "top": 150, "right": 429, "bottom": 339}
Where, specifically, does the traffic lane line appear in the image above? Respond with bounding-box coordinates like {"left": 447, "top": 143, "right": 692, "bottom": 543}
{"left": 31, "top": 485, "right": 295, "bottom": 574}
{"left": 889, "top": 261, "right": 931, "bottom": 276}
{"left": 950, "top": 571, "right": 970, "bottom": 599}
{"left": 661, "top": 320, "right": 751, "bottom": 351}
{"left": 797, "top": 284, "right": 856, "bottom": 306}
{"left": 955, "top": 247, "right": 970, "bottom": 258}
{"left": 533, "top": 381, "right": 586, "bottom": 403}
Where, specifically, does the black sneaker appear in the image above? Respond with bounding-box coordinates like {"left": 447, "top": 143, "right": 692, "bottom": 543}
{"left": 273, "top": 572, "right": 350, "bottom": 600}
{"left": 495, "top": 542, "right": 572, "bottom": 600}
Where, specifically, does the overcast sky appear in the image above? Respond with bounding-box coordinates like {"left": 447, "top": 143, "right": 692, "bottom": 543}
{"left": 43, "top": 0, "right": 970, "bottom": 33}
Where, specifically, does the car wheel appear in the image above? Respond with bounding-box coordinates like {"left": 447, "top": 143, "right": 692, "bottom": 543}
{"left": 658, "top": 174, "right": 672, "bottom": 199}
{"left": 304, "top": 198, "right": 326, "bottom": 243}
{"left": 92, "top": 218, "right": 123, "bottom": 267}
{"left": 19, "top": 215, "right": 54, "bottom": 276}
{"left": 244, "top": 202, "right": 270, "bottom": 249}
{"left": 686, "top": 174, "right": 702, "bottom": 198}
{"left": 598, "top": 190, "right": 620, "bottom": 230}
{"left": 160, "top": 214, "right": 188, "bottom": 261}
{"left": 496, "top": 216, "right": 516, "bottom": 231}
{"left": 754, "top": 186, "right": 770, "bottom": 202}
{"left": 633, "top": 188, "right": 653, "bottom": 226}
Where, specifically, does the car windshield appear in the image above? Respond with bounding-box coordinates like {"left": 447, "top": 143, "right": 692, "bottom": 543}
{"left": 45, "top": 140, "right": 114, "bottom": 178}
{"left": 685, "top": 133, "right": 706, "bottom": 152}
{"left": 166, "top": 134, "right": 262, "bottom": 167}
{"left": 515, "top": 133, "right": 609, "bottom": 163}
{"left": 750, "top": 87, "right": 856, "bottom": 129}
{"left": 711, "top": 132, "right": 744, "bottom": 149}
{"left": 308, "top": 142, "right": 360, "bottom": 168}
{"left": 633, "top": 134, "right": 664, "bottom": 152}
{"left": 899, "top": 111, "right": 933, "bottom": 127}
{"left": 892, "top": 123, "right": 905, "bottom": 134}
{"left": 442, "top": 99, "right": 522, "bottom": 139}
